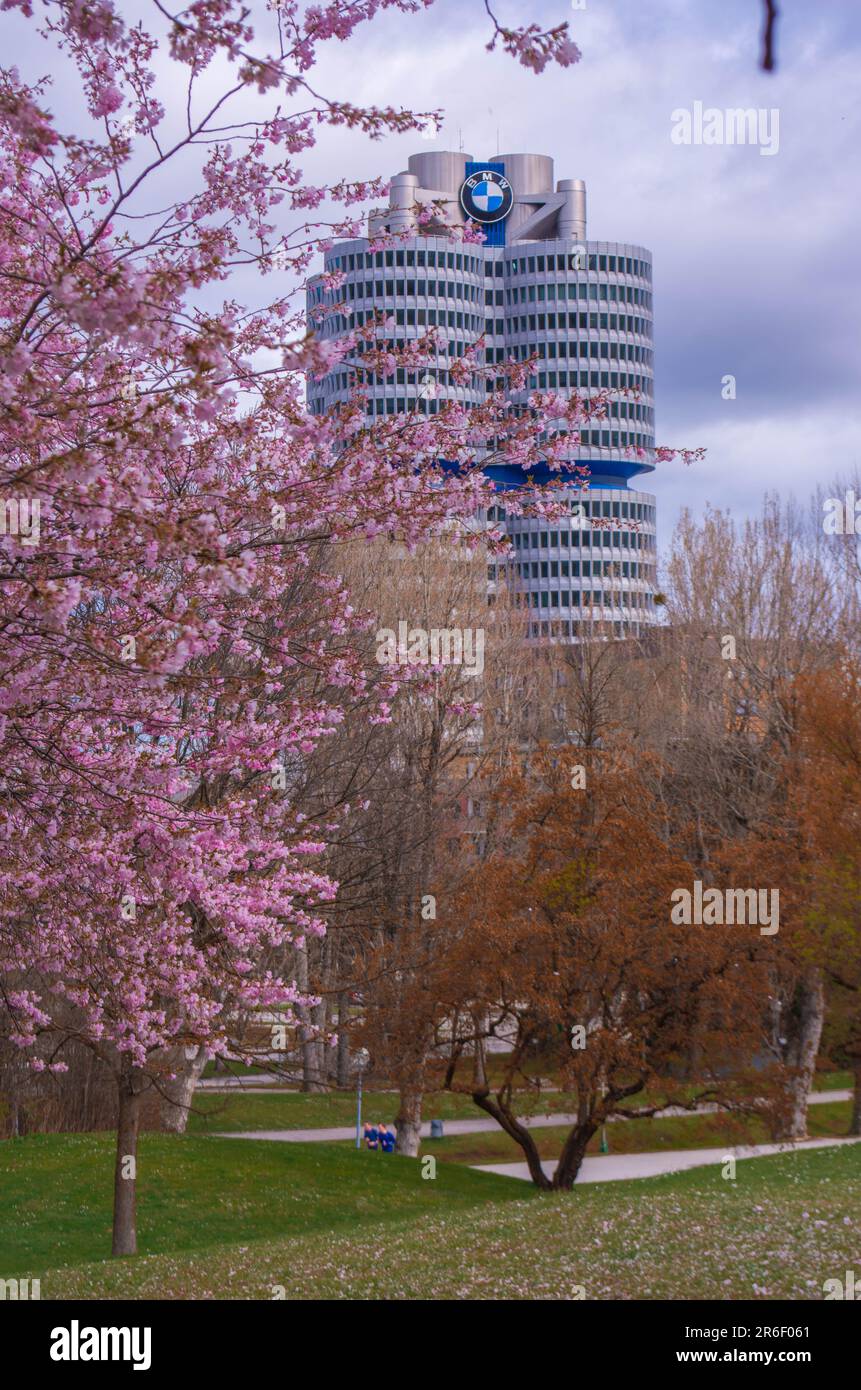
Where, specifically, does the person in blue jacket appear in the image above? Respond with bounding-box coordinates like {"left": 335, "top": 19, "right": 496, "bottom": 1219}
{"left": 379, "top": 1123, "right": 396, "bottom": 1154}
{"left": 364, "top": 1121, "right": 379, "bottom": 1151}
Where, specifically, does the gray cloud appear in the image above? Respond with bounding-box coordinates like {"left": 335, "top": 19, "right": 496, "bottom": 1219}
{"left": 6, "top": 0, "right": 860, "bottom": 548}
{"left": 300, "top": 0, "right": 861, "bottom": 542}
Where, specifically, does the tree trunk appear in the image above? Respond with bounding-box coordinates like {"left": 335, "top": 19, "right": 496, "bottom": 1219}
{"left": 81, "top": 1051, "right": 94, "bottom": 1129}
{"left": 777, "top": 967, "right": 825, "bottom": 1140}
{"left": 471, "top": 1089, "right": 553, "bottom": 1190}
{"left": 112, "top": 1068, "right": 143, "bottom": 1257}
{"left": 395, "top": 1088, "right": 423, "bottom": 1157}
{"left": 309, "top": 996, "right": 328, "bottom": 1090}
{"left": 295, "top": 944, "right": 327, "bottom": 1092}
{"left": 850, "top": 1065, "right": 861, "bottom": 1137}
{"left": 472, "top": 1034, "right": 487, "bottom": 1089}
{"left": 160, "top": 1045, "right": 208, "bottom": 1134}
{"left": 335, "top": 993, "right": 351, "bottom": 1088}
{"left": 553, "top": 1119, "right": 597, "bottom": 1189}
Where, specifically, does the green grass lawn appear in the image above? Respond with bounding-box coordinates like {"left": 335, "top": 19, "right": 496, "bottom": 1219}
{"left": 185, "top": 1088, "right": 485, "bottom": 1132}
{"left": 403, "top": 1101, "right": 854, "bottom": 1167}
{"left": 20, "top": 1142, "right": 861, "bottom": 1300}
{"left": 200, "top": 1058, "right": 854, "bottom": 1090}
{"left": 186, "top": 1082, "right": 855, "bottom": 1139}
{"left": 185, "top": 1086, "right": 603, "bottom": 1133}
{"left": 201, "top": 1060, "right": 272, "bottom": 1079}
{"left": 0, "top": 1132, "right": 527, "bottom": 1281}
{"left": 813, "top": 1069, "right": 852, "bottom": 1091}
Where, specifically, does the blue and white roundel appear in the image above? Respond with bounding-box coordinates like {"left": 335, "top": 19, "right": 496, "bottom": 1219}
{"left": 459, "top": 170, "right": 513, "bottom": 225}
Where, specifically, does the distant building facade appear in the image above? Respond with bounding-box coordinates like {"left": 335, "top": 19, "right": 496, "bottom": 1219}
{"left": 308, "top": 149, "right": 658, "bottom": 639}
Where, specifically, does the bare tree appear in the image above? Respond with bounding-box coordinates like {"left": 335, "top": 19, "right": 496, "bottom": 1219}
{"left": 662, "top": 495, "right": 849, "bottom": 1137}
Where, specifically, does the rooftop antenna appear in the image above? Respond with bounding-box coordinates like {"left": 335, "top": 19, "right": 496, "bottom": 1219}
{"left": 457, "top": 126, "right": 464, "bottom": 152}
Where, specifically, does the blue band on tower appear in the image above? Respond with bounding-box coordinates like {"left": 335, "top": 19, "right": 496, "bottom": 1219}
{"left": 464, "top": 161, "right": 507, "bottom": 246}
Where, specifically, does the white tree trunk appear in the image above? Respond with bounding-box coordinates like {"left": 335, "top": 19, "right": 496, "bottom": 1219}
{"left": 335, "top": 992, "right": 351, "bottom": 1088}
{"left": 779, "top": 967, "right": 825, "bottom": 1140}
{"left": 395, "top": 1088, "right": 423, "bottom": 1156}
{"left": 160, "top": 1045, "right": 208, "bottom": 1134}
{"left": 295, "top": 943, "right": 327, "bottom": 1092}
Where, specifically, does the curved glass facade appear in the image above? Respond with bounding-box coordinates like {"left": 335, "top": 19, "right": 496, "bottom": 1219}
{"left": 487, "top": 489, "right": 657, "bottom": 641}
{"left": 306, "top": 152, "right": 658, "bottom": 640}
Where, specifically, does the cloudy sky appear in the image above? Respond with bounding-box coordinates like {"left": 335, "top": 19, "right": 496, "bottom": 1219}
{"left": 7, "top": 0, "right": 860, "bottom": 553}
{"left": 298, "top": 0, "right": 861, "bottom": 551}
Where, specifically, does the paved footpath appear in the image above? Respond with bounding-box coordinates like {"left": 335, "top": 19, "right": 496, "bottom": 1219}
{"left": 215, "top": 1088, "right": 850, "bottom": 1145}
{"left": 199, "top": 1074, "right": 290, "bottom": 1089}
{"left": 473, "top": 1135, "right": 861, "bottom": 1185}
{"left": 216, "top": 1112, "right": 584, "bottom": 1143}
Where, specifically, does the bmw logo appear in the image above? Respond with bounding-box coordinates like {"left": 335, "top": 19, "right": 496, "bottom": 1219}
{"left": 459, "top": 169, "right": 514, "bottom": 225}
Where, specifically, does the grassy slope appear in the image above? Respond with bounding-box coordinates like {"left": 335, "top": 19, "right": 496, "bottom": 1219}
{"left": 411, "top": 1101, "right": 854, "bottom": 1166}
{"left": 187, "top": 1089, "right": 854, "bottom": 1158}
{"left": 28, "top": 1143, "right": 861, "bottom": 1300}
{"left": 813, "top": 1070, "right": 852, "bottom": 1090}
{"left": 186, "top": 1072, "right": 854, "bottom": 1134}
{"left": 0, "top": 1132, "right": 527, "bottom": 1279}
{"left": 186, "top": 1088, "right": 483, "bottom": 1132}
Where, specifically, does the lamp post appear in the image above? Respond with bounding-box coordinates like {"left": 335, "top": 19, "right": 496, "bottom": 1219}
{"left": 352, "top": 1048, "right": 370, "bottom": 1149}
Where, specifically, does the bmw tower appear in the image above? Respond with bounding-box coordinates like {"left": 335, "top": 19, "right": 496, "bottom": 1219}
{"left": 307, "top": 150, "right": 658, "bottom": 640}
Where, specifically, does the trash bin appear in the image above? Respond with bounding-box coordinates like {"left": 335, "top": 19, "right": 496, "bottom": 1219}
{"left": 430, "top": 1118, "right": 444, "bottom": 1139}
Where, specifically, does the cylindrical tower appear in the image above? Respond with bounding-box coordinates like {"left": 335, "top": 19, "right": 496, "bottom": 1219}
{"left": 305, "top": 149, "right": 658, "bottom": 641}
{"left": 557, "top": 179, "right": 587, "bottom": 241}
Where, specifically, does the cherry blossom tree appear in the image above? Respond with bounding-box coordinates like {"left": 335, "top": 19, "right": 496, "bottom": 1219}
{"left": 0, "top": 0, "right": 589, "bottom": 1254}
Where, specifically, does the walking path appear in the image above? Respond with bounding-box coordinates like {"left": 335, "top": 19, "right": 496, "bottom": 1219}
{"left": 216, "top": 1112, "right": 584, "bottom": 1143}
{"left": 214, "top": 1088, "right": 850, "bottom": 1144}
{"left": 199, "top": 1075, "right": 290, "bottom": 1089}
{"left": 202, "top": 1074, "right": 851, "bottom": 1100}
{"left": 473, "top": 1135, "right": 861, "bottom": 1186}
